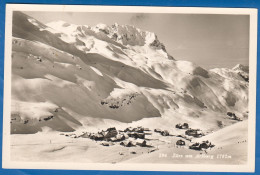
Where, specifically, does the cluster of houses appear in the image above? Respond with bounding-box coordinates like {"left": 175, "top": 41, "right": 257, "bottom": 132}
{"left": 60, "top": 122, "right": 215, "bottom": 152}
{"left": 175, "top": 123, "right": 204, "bottom": 138}
{"left": 81, "top": 127, "right": 119, "bottom": 141}
{"left": 79, "top": 124, "right": 207, "bottom": 149}
{"left": 120, "top": 140, "right": 148, "bottom": 147}
{"left": 227, "top": 112, "right": 242, "bottom": 121}
{"left": 175, "top": 123, "right": 214, "bottom": 149}
{"left": 189, "top": 140, "right": 215, "bottom": 150}
{"left": 175, "top": 123, "right": 189, "bottom": 129}
{"left": 185, "top": 129, "right": 204, "bottom": 138}
{"left": 80, "top": 126, "right": 151, "bottom": 147}
{"left": 154, "top": 129, "right": 170, "bottom": 136}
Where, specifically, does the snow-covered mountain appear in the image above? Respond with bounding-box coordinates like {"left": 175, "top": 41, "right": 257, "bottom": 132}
{"left": 11, "top": 11, "right": 249, "bottom": 134}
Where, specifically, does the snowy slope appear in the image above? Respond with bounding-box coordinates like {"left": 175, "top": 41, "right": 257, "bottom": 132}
{"left": 11, "top": 11, "right": 249, "bottom": 134}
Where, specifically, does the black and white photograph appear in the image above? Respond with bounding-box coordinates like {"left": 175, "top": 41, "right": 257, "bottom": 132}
{"left": 2, "top": 4, "right": 257, "bottom": 172}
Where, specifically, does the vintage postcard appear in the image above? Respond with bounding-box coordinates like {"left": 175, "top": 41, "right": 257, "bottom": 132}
{"left": 2, "top": 4, "right": 257, "bottom": 172}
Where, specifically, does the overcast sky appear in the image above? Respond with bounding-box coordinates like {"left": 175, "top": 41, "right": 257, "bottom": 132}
{"left": 23, "top": 11, "right": 249, "bottom": 69}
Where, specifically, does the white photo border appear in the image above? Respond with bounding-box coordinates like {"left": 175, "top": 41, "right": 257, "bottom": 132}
{"left": 2, "top": 4, "right": 258, "bottom": 172}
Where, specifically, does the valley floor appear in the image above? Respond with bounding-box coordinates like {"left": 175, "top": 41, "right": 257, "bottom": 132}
{"left": 10, "top": 120, "right": 248, "bottom": 165}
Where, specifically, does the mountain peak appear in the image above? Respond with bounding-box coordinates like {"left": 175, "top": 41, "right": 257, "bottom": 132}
{"left": 232, "top": 64, "right": 249, "bottom": 73}
{"left": 91, "top": 22, "right": 159, "bottom": 47}
{"left": 44, "top": 19, "right": 171, "bottom": 58}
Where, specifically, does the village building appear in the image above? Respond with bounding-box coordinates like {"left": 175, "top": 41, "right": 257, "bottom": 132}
{"left": 176, "top": 139, "right": 185, "bottom": 146}
{"left": 185, "top": 129, "right": 204, "bottom": 138}
{"left": 175, "top": 123, "right": 189, "bottom": 129}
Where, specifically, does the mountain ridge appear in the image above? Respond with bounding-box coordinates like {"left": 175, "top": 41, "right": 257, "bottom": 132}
{"left": 11, "top": 11, "right": 249, "bottom": 134}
